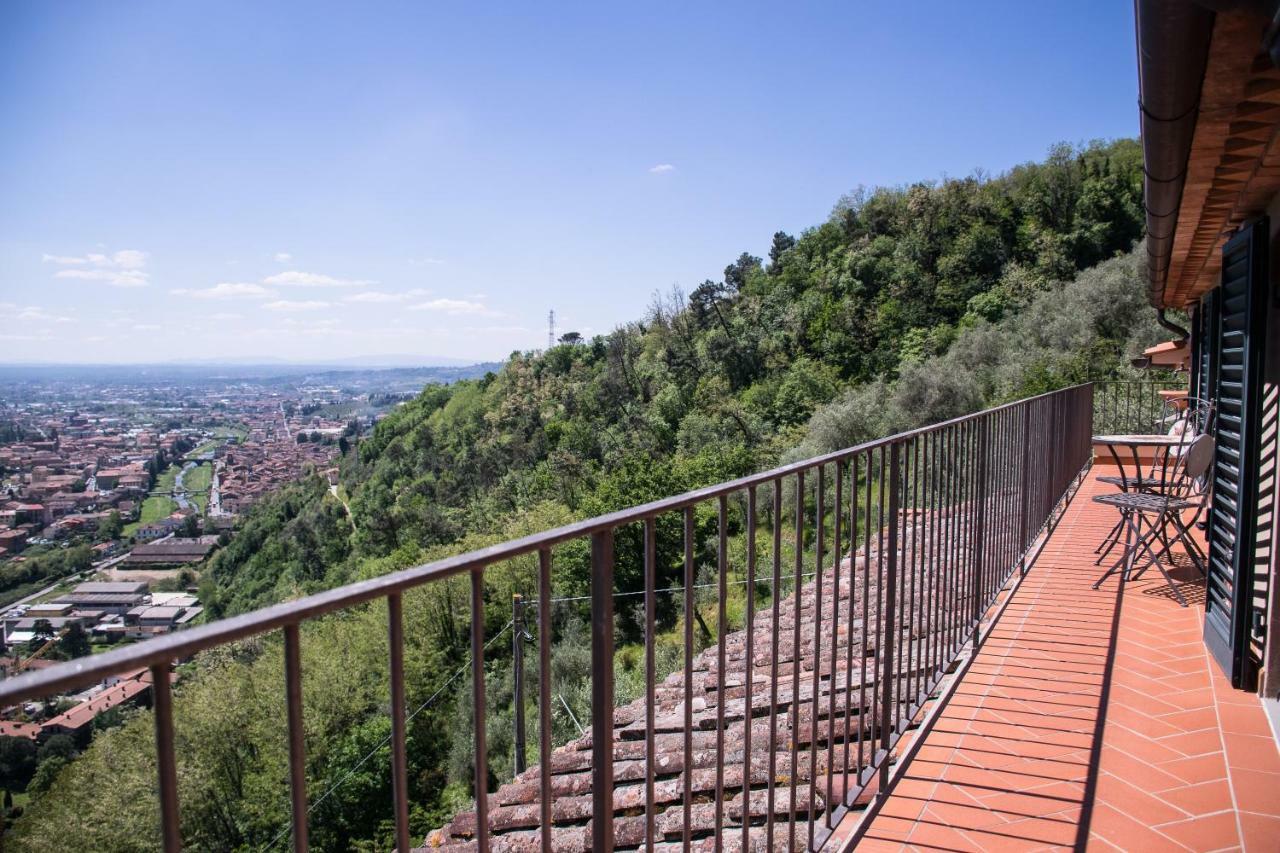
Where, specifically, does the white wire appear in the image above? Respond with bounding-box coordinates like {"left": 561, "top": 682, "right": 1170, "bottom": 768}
{"left": 526, "top": 569, "right": 820, "bottom": 605}
{"left": 263, "top": 619, "right": 515, "bottom": 851}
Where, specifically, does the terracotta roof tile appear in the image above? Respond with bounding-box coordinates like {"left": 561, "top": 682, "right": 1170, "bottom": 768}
{"left": 425, "top": 516, "right": 960, "bottom": 850}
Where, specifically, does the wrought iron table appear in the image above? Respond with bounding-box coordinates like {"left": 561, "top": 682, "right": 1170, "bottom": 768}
{"left": 1091, "top": 433, "right": 1185, "bottom": 593}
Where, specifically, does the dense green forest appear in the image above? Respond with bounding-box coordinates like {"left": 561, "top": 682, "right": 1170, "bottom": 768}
{"left": 11, "top": 139, "right": 1170, "bottom": 851}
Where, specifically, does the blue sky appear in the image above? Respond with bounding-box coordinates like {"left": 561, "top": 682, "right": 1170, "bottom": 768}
{"left": 0, "top": 1, "right": 1137, "bottom": 364}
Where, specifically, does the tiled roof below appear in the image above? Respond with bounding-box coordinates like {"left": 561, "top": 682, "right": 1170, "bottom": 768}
{"left": 427, "top": 513, "right": 968, "bottom": 851}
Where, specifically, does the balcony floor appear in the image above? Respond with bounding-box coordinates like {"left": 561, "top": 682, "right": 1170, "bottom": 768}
{"left": 858, "top": 470, "right": 1280, "bottom": 851}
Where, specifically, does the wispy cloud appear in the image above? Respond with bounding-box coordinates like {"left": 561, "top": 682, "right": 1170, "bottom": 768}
{"left": 209, "top": 312, "right": 243, "bottom": 321}
{"left": 343, "top": 288, "right": 430, "bottom": 304}
{"left": 132, "top": 323, "right": 161, "bottom": 331}
{"left": 263, "top": 271, "right": 373, "bottom": 288}
{"left": 16, "top": 306, "right": 75, "bottom": 324}
{"left": 54, "top": 268, "right": 149, "bottom": 287}
{"left": 408, "top": 298, "right": 488, "bottom": 315}
{"left": 274, "top": 252, "right": 293, "bottom": 263}
{"left": 264, "top": 299, "right": 331, "bottom": 312}
{"left": 171, "top": 282, "right": 275, "bottom": 300}
{"left": 45, "top": 248, "right": 151, "bottom": 287}
{"left": 408, "top": 256, "right": 445, "bottom": 266}
{"left": 649, "top": 163, "right": 676, "bottom": 174}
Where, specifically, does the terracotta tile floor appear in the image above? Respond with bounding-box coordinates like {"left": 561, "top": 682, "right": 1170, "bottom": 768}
{"left": 857, "top": 470, "right": 1280, "bottom": 851}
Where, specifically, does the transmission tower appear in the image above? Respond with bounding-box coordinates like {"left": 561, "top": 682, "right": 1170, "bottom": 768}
{"left": 548, "top": 310, "right": 556, "bottom": 349}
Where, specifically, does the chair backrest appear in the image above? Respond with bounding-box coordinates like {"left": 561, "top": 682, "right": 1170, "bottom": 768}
{"left": 1170, "top": 434, "right": 1215, "bottom": 500}
{"left": 1183, "top": 434, "right": 1214, "bottom": 481}
{"left": 1157, "top": 396, "right": 1215, "bottom": 434}
{"left": 1184, "top": 397, "right": 1215, "bottom": 435}
{"left": 1152, "top": 398, "right": 1214, "bottom": 478}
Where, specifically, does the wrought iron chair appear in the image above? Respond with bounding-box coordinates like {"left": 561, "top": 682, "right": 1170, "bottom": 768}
{"left": 1093, "top": 397, "right": 1214, "bottom": 565}
{"left": 1091, "top": 432, "right": 1213, "bottom": 606}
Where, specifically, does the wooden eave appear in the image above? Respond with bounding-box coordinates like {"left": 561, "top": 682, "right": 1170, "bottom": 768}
{"left": 1161, "top": 11, "right": 1280, "bottom": 309}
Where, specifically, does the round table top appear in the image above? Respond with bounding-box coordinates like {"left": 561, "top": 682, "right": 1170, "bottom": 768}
{"left": 1092, "top": 433, "right": 1183, "bottom": 446}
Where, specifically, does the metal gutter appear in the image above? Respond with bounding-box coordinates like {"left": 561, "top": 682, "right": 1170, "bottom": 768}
{"left": 1135, "top": 0, "right": 1215, "bottom": 306}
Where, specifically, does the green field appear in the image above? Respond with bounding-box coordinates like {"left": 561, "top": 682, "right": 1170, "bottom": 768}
{"left": 189, "top": 425, "right": 248, "bottom": 457}
{"left": 188, "top": 438, "right": 221, "bottom": 457}
{"left": 153, "top": 463, "right": 179, "bottom": 494}
{"left": 184, "top": 463, "right": 212, "bottom": 512}
{"left": 122, "top": 494, "right": 179, "bottom": 538}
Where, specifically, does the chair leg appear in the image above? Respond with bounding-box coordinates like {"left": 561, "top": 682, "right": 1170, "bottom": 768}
{"left": 1149, "top": 556, "right": 1189, "bottom": 607}
{"left": 1143, "top": 513, "right": 1207, "bottom": 578}
{"left": 1172, "top": 519, "right": 1207, "bottom": 575}
{"left": 1095, "top": 511, "right": 1129, "bottom": 566}
{"left": 1094, "top": 511, "right": 1138, "bottom": 589}
{"left": 1126, "top": 512, "right": 1189, "bottom": 607}
{"left": 1095, "top": 516, "right": 1124, "bottom": 554}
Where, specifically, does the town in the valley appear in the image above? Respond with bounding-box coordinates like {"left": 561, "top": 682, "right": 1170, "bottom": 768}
{"left": 0, "top": 364, "right": 457, "bottom": 749}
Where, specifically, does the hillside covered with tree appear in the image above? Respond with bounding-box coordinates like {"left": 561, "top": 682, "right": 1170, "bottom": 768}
{"left": 12, "top": 139, "right": 1171, "bottom": 851}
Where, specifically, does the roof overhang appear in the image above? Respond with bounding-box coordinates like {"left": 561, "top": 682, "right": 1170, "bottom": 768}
{"left": 1143, "top": 337, "right": 1191, "bottom": 369}
{"left": 1138, "top": 0, "right": 1280, "bottom": 309}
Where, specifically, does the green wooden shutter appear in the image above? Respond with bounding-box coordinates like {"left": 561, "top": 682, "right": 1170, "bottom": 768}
{"left": 1203, "top": 217, "right": 1268, "bottom": 688}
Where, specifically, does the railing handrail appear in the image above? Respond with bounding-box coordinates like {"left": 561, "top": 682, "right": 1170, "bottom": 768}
{"left": 0, "top": 383, "right": 1093, "bottom": 706}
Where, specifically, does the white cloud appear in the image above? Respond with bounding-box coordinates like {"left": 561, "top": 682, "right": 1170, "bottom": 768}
{"left": 343, "top": 291, "right": 402, "bottom": 304}
{"left": 45, "top": 248, "right": 150, "bottom": 287}
{"left": 408, "top": 256, "right": 445, "bottom": 266}
{"left": 55, "top": 268, "right": 149, "bottom": 288}
{"left": 342, "top": 288, "right": 430, "bottom": 304}
{"left": 171, "top": 282, "right": 275, "bottom": 300}
{"left": 264, "top": 300, "right": 331, "bottom": 312}
{"left": 649, "top": 163, "right": 676, "bottom": 174}
{"left": 209, "top": 312, "right": 243, "bottom": 321}
{"left": 262, "top": 271, "right": 373, "bottom": 288}
{"left": 16, "top": 306, "right": 74, "bottom": 324}
{"left": 105, "top": 249, "right": 147, "bottom": 269}
{"left": 408, "top": 298, "right": 488, "bottom": 315}
{"left": 274, "top": 252, "right": 293, "bottom": 263}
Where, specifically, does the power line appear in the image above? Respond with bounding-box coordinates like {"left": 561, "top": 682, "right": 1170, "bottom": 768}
{"left": 263, "top": 619, "right": 515, "bottom": 852}
{"left": 264, "top": 564, "right": 835, "bottom": 847}
{"left": 525, "top": 568, "right": 823, "bottom": 606}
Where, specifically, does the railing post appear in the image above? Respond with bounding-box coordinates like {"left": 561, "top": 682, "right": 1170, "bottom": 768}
{"left": 152, "top": 661, "right": 181, "bottom": 853}
{"left": 537, "top": 549, "right": 554, "bottom": 853}
{"left": 1018, "top": 404, "right": 1033, "bottom": 575}
{"left": 513, "top": 593, "right": 527, "bottom": 777}
{"left": 972, "top": 416, "right": 989, "bottom": 647}
{"left": 590, "top": 530, "right": 615, "bottom": 853}
{"left": 469, "top": 572, "right": 490, "bottom": 851}
{"left": 877, "top": 442, "right": 900, "bottom": 801}
{"left": 388, "top": 593, "right": 411, "bottom": 852}
{"left": 284, "top": 624, "right": 309, "bottom": 852}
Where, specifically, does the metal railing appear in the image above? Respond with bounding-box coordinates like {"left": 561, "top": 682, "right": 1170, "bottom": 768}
{"left": 1093, "top": 378, "right": 1184, "bottom": 435}
{"left": 0, "top": 384, "right": 1095, "bottom": 852}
